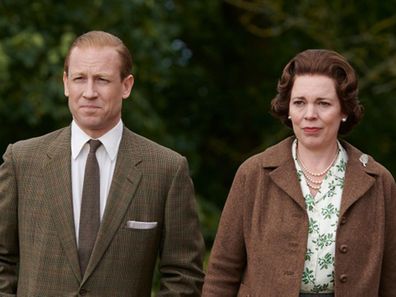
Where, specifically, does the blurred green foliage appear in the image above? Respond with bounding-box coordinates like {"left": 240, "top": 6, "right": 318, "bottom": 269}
{"left": 1, "top": 0, "right": 396, "bottom": 271}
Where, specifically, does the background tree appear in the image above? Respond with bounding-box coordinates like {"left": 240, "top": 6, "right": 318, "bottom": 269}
{"left": 1, "top": 0, "right": 395, "bottom": 256}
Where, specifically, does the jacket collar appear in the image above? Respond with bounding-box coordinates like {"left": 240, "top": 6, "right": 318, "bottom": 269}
{"left": 44, "top": 126, "right": 143, "bottom": 283}
{"left": 260, "top": 136, "right": 378, "bottom": 215}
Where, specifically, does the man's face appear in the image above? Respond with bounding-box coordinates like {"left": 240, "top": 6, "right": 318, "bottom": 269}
{"left": 63, "top": 46, "right": 134, "bottom": 138}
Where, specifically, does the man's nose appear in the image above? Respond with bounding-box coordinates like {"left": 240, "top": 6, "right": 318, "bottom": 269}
{"left": 83, "top": 80, "right": 98, "bottom": 98}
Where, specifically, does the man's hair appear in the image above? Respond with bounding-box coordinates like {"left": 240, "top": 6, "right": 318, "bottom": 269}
{"left": 64, "top": 30, "right": 133, "bottom": 79}
{"left": 271, "top": 49, "right": 364, "bottom": 134}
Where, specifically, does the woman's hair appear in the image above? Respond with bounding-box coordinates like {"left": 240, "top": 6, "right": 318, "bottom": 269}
{"left": 64, "top": 30, "right": 132, "bottom": 80}
{"left": 271, "top": 49, "right": 363, "bottom": 134}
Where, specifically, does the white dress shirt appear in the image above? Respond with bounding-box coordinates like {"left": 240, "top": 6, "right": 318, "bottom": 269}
{"left": 71, "top": 120, "right": 123, "bottom": 244}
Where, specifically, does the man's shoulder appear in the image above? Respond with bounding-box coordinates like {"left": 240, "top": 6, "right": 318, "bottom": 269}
{"left": 11, "top": 127, "right": 69, "bottom": 153}
{"left": 123, "top": 128, "right": 184, "bottom": 161}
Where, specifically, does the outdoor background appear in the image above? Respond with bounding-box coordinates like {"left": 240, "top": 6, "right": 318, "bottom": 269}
{"left": 1, "top": 0, "right": 396, "bottom": 283}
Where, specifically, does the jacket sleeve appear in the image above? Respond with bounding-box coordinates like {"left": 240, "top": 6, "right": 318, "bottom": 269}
{"left": 202, "top": 165, "right": 247, "bottom": 297}
{"left": 156, "top": 157, "right": 205, "bottom": 297}
{"left": 380, "top": 172, "right": 396, "bottom": 296}
{"left": 0, "top": 145, "right": 18, "bottom": 296}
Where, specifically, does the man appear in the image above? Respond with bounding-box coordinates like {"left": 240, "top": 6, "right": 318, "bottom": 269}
{"left": 0, "top": 30, "right": 205, "bottom": 296}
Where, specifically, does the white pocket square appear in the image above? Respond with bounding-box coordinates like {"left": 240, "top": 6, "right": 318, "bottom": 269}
{"left": 126, "top": 220, "right": 158, "bottom": 230}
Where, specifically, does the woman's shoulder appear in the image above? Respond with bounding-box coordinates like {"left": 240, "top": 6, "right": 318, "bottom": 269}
{"left": 238, "top": 137, "right": 293, "bottom": 174}
{"left": 342, "top": 140, "right": 395, "bottom": 183}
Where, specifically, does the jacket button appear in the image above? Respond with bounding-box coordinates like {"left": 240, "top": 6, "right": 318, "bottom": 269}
{"left": 340, "top": 216, "right": 347, "bottom": 225}
{"left": 339, "top": 274, "right": 348, "bottom": 283}
{"left": 339, "top": 244, "right": 348, "bottom": 253}
{"left": 284, "top": 270, "right": 295, "bottom": 276}
{"left": 79, "top": 288, "right": 88, "bottom": 296}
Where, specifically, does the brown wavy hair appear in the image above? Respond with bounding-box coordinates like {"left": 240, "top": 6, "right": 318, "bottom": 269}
{"left": 64, "top": 30, "right": 132, "bottom": 80}
{"left": 271, "top": 49, "right": 363, "bottom": 134}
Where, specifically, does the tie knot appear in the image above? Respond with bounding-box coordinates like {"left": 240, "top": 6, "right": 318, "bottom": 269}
{"left": 88, "top": 139, "right": 102, "bottom": 153}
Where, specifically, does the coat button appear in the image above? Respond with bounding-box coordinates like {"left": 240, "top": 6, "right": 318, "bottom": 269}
{"left": 79, "top": 288, "right": 88, "bottom": 296}
{"left": 339, "top": 274, "right": 348, "bottom": 283}
{"left": 340, "top": 216, "right": 347, "bottom": 225}
{"left": 339, "top": 244, "right": 348, "bottom": 253}
{"left": 284, "top": 270, "right": 295, "bottom": 276}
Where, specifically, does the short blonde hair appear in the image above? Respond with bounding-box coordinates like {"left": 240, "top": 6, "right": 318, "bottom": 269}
{"left": 64, "top": 30, "right": 132, "bottom": 79}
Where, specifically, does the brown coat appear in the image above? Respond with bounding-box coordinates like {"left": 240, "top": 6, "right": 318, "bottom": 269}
{"left": 202, "top": 137, "right": 396, "bottom": 297}
{"left": 0, "top": 126, "right": 205, "bottom": 297}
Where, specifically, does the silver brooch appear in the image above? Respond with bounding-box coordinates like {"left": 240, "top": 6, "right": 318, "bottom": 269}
{"left": 359, "top": 154, "right": 368, "bottom": 167}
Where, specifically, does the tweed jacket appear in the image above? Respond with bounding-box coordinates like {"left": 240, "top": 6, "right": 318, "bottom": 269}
{"left": 0, "top": 126, "right": 205, "bottom": 297}
{"left": 202, "top": 137, "right": 396, "bottom": 297}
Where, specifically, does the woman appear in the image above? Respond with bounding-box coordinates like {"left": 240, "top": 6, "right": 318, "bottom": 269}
{"left": 202, "top": 49, "right": 396, "bottom": 297}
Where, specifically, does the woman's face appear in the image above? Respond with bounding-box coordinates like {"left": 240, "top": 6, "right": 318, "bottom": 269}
{"left": 289, "top": 74, "right": 346, "bottom": 152}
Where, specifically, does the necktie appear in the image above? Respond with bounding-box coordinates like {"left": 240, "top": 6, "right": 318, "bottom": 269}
{"left": 78, "top": 139, "right": 102, "bottom": 275}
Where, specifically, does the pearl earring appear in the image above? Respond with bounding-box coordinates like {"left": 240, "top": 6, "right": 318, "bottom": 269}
{"left": 288, "top": 115, "right": 291, "bottom": 120}
{"left": 342, "top": 117, "right": 347, "bottom": 122}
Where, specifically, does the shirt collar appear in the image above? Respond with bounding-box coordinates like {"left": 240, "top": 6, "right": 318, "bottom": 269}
{"left": 291, "top": 138, "right": 348, "bottom": 183}
{"left": 71, "top": 120, "right": 123, "bottom": 161}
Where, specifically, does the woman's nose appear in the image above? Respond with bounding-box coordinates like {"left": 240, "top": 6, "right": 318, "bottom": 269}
{"left": 304, "top": 104, "right": 317, "bottom": 119}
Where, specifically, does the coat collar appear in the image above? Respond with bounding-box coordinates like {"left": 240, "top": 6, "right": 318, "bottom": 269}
{"left": 260, "top": 136, "right": 379, "bottom": 215}
{"left": 43, "top": 127, "right": 81, "bottom": 281}
{"left": 43, "top": 126, "right": 143, "bottom": 283}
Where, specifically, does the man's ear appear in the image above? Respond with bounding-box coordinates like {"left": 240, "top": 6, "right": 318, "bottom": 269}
{"left": 63, "top": 71, "right": 69, "bottom": 97}
{"left": 122, "top": 74, "right": 134, "bottom": 99}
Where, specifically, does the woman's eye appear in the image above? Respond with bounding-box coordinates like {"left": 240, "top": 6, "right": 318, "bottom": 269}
{"left": 293, "top": 100, "right": 304, "bottom": 106}
{"left": 319, "top": 101, "right": 331, "bottom": 106}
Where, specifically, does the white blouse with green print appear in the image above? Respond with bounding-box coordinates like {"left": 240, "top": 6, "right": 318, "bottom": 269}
{"left": 292, "top": 139, "right": 348, "bottom": 293}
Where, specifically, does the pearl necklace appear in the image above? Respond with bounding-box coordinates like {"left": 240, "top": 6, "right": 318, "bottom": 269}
{"left": 302, "top": 172, "right": 322, "bottom": 184}
{"left": 297, "top": 148, "right": 339, "bottom": 177}
{"left": 296, "top": 143, "right": 340, "bottom": 193}
{"left": 306, "top": 181, "right": 321, "bottom": 190}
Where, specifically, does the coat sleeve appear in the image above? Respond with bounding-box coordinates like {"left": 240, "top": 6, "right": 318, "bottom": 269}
{"left": 202, "top": 165, "right": 247, "bottom": 297}
{"left": 156, "top": 157, "right": 205, "bottom": 297}
{"left": 0, "top": 145, "right": 18, "bottom": 296}
{"left": 380, "top": 172, "right": 396, "bottom": 296}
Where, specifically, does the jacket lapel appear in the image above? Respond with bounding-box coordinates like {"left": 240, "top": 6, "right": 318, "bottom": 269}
{"left": 43, "top": 127, "right": 82, "bottom": 282}
{"left": 83, "top": 128, "right": 142, "bottom": 281}
{"left": 269, "top": 158, "right": 306, "bottom": 211}
{"left": 339, "top": 141, "right": 377, "bottom": 217}
{"left": 263, "top": 138, "right": 380, "bottom": 216}
{"left": 264, "top": 137, "right": 306, "bottom": 210}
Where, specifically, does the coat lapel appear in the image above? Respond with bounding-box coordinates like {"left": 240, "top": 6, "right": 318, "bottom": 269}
{"left": 84, "top": 128, "right": 142, "bottom": 280}
{"left": 269, "top": 158, "right": 306, "bottom": 211}
{"left": 339, "top": 141, "right": 377, "bottom": 217}
{"left": 264, "top": 138, "right": 306, "bottom": 210}
{"left": 43, "top": 127, "right": 82, "bottom": 282}
{"left": 263, "top": 138, "right": 380, "bottom": 216}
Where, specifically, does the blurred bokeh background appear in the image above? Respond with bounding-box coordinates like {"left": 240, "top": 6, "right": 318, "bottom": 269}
{"left": 1, "top": 0, "right": 396, "bottom": 276}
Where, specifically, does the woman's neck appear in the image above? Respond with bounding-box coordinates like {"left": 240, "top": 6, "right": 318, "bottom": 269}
{"left": 296, "top": 141, "right": 339, "bottom": 174}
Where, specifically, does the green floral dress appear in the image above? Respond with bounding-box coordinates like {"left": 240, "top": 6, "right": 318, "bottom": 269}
{"left": 292, "top": 140, "right": 348, "bottom": 293}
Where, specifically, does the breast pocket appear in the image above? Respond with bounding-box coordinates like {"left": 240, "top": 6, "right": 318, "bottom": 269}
{"left": 107, "top": 223, "right": 161, "bottom": 266}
